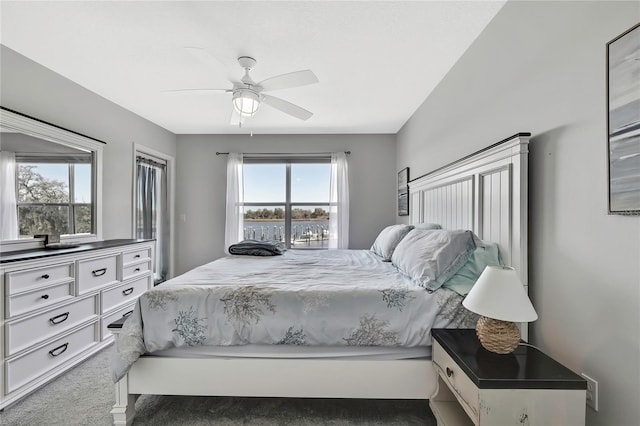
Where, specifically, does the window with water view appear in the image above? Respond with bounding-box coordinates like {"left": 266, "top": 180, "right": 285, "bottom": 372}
{"left": 243, "top": 160, "right": 330, "bottom": 249}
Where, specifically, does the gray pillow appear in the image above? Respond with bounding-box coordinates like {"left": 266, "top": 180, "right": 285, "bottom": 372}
{"left": 391, "top": 229, "right": 477, "bottom": 291}
{"left": 370, "top": 224, "right": 415, "bottom": 261}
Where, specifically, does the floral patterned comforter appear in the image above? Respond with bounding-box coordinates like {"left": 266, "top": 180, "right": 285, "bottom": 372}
{"left": 112, "top": 249, "right": 477, "bottom": 381}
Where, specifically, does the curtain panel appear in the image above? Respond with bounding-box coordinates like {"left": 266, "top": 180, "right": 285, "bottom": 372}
{"left": 136, "top": 160, "right": 168, "bottom": 283}
{"left": 0, "top": 151, "right": 18, "bottom": 240}
{"left": 224, "top": 152, "right": 244, "bottom": 254}
{"left": 329, "top": 152, "right": 349, "bottom": 249}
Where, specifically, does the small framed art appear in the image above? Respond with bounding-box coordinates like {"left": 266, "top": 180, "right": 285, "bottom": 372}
{"left": 398, "top": 167, "right": 409, "bottom": 216}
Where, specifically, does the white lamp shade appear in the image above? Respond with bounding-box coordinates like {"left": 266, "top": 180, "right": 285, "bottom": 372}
{"left": 462, "top": 266, "right": 538, "bottom": 322}
{"left": 233, "top": 90, "right": 260, "bottom": 116}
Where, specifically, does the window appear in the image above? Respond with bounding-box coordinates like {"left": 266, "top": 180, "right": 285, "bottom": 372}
{"left": 15, "top": 154, "right": 94, "bottom": 237}
{"left": 243, "top": 159, "right": 331, "bottom": 249}
{"left": 135, "top": 153, "right": 169, "bottom": 284}
{"left": 1, "top": 107, "right": 104, "bottom": 251}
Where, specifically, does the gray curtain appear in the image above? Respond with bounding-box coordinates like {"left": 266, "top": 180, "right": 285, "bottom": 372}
{"left": 136, "top": 158, "right": 168, "bottom": 284}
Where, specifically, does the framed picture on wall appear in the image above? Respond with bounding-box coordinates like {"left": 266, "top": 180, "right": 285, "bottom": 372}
{"left": 398, "top": 167, "right": 409, "bottom": 216}
{"left": 607, "top": 22, "right": 640, "bottom": 215}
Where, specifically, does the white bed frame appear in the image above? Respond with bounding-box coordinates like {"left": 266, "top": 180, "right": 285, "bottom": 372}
{"left": 110, "top": 133, "right": 530, "bottom": 425}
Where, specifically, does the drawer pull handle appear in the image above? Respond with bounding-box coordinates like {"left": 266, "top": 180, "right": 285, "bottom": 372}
{"left": 42, "top": 274, "right": 50, "bottom": 279}
{"left": 122, "top": 287, "right": 134, "bottom": 296}
{"left": 49, "top": 312, "right": 70, "bottom": 325}
{"left": 48, "top": 342, "right": 69, "bottom": 357}
{"left": 134, "top": 268, "right": 141, "bottom": 272}
{"left": 92, "top": 268, "right": 107, "bottom": 277}
{"left": 41, "top": 294, "right": 50, "bottom": 300}
{"left": 134, "top": 254, "right": 141, "bottom": 259}
{"left": 446, "top": 367, "right": 453, "bottom": 378}
{"left": 123, "top": 310, "right": 134, "bottom": 317}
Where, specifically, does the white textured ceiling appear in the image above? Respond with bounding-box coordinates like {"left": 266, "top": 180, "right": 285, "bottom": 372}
{"left": 0, "top": 1, "right": 505, "bottom": 135}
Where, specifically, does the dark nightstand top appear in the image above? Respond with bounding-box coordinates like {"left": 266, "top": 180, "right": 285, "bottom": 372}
{"left": 432, "top": 329, "right": 587, "bottom": 390}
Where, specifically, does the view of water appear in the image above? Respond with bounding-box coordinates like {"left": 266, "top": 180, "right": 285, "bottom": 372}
{"left": 244, "top": 220, "right": 329, "bottom": 248}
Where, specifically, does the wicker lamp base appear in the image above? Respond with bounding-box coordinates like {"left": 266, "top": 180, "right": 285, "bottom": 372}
{"left": 475, "top": 316, "right": 521, "bottom": 354}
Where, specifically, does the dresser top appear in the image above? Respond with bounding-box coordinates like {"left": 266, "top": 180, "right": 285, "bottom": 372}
{"left": 432, "top": 328, "right": 587, "bottom": 390}
{"left": 0, "top": 239, "right": 153, "bottom": 264}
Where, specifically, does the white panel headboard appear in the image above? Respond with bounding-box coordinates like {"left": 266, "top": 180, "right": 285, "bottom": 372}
{"left": 409, "top": 133, "right": 530, "bottom": 287}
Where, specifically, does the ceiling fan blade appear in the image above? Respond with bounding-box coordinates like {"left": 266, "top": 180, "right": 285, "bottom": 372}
{"left": 161, "top": 88, "right": 230, "bottom": 94}
{"left": 184, "top": 46, "right": 237, "bottom": 79}
{"left": 258, "top": 70, "right": 319, "bottom": 92}
{"left": 261, "top": 95, "right": 313, "bottom": 121}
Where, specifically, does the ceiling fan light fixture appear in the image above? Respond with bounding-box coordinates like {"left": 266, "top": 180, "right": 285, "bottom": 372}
{"left": 232, "top": 89, "right": 260, "bottom": 116}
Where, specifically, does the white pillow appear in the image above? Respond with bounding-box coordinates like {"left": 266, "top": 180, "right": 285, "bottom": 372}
{"left": 391, "top": 229, "right": 477, "bottom": 291}
{"left": 370, "top": 224, "right": 414, "bottom": 261}
{"left": 412, "top": 223, "right": 442, "bottom": 230}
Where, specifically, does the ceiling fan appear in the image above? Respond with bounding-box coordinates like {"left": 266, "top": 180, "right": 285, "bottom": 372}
{"left": 166, "top": 51, "right": 319, "bottom": 126}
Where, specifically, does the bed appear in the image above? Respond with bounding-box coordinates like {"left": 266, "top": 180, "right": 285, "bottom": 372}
{"left": 109, "top": 133, "right": 530, "bottom": 425}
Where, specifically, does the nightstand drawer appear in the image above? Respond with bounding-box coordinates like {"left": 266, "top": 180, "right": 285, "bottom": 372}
{"left": 433, "top": 340, "right": 479, "bottom": 421}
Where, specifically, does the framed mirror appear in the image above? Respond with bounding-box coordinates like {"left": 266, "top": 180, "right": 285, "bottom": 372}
{"left": 0, "top": 107, "right": 104, "bottom": 252}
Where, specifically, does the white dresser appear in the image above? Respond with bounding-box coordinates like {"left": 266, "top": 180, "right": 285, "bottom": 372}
{"left": 0, "top": 239, "right": 154, "bottom": 409}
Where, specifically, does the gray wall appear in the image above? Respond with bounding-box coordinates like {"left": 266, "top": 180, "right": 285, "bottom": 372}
{"left": 175, "top": 134, "right": 396, "bottom": 273}
{"left": 396, "top": 2, "right": 639, "bottom": 425}
{"left": 0, "top": 45, "right": 177, "bottom": 240}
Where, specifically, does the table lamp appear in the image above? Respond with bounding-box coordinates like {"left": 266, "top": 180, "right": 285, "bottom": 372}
{"left": 462, "top": 266, "right": 538, "bottom": 354}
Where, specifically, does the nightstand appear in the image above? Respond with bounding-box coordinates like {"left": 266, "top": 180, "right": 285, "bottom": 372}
{"left": 430, "top": 329, "right": 587, "bottom": 426}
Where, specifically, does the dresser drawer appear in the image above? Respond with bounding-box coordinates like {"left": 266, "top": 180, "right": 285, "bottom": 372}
{"left": 101, "top": 276, "right": 150, "bottom": 314}
{"left": 6, "top": 263, "right": 74, "bottom": 295}
{"left": 122, "top": 247, "right": 152, "bottom": 265}
{"left": 6, "top": 295, "right": 99, "bottom": 356}
{"left": 7, "top": 281, "right": 75, "bottom": 318}
{"left": 101, "top": 303, "right": 135, "bottom": 340}
{"left": 77, "top": 255, "right": 118, "bottom": 294}
{"left": 6, "top": 321, "right": 99, "bottom": 394}
{"left": 433, "top": 341, "right": 479, "bottom": 421}
{"left": 122, "top": 260, "right": 151, "bottom": 281}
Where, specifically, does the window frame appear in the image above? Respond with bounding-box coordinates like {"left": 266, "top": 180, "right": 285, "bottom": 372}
{"left": 243, "top": 157, "right": 331, "bottom": 249}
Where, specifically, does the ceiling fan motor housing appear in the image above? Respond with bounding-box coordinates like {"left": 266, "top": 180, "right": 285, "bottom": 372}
{"left": 237, "top": 56, "right": 257, "bottom": 70}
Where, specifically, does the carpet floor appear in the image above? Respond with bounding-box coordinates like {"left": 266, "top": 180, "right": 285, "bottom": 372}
{"left": 0, "top": 346, "right": 437, "bottom": 425}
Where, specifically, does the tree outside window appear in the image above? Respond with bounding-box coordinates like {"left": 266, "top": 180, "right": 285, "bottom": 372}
{"left": 16, "top": 161, "right": 92, "bottom": 237}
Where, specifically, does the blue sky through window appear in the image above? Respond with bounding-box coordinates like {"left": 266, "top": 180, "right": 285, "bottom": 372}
{"left": 244, "top": 163, "right": 330, "bottom": 203}
{"left": 23, "top": 163, "right": 92, "bottom": 202}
